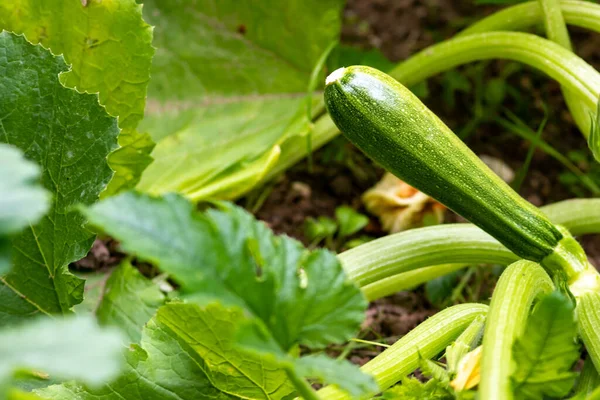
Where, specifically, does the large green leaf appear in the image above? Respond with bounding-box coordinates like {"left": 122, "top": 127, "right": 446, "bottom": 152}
{"left": 82, "top": 192, "right": 368, "bottom": 351}
{"left": 137, "top": 0, "right": 344, "bottom": 201}
{"left": 82, "top": 192, "right": 375, "bottom": 397}
{"left": 95, "top": 261, "right": 166, "bottom": 343}
{"left": 0, "top": 145, "right": 50, "bottom": 275}
{"left": 38, "top": 302, "right": 295, "bottom": 400}
{"left": 0, "top": 0, "right": 155, "bottom": 194}
{"left": 137, "top": 97, "right": 309, "bottom": 200}
{"left": 511, "top": 291, "right": 580, "bottom": 398}
{"left": 0, "top": 316, "right": 124, "bottom": 390}
{"left": 0, "top": 32, "right": 119, "bottom": 324}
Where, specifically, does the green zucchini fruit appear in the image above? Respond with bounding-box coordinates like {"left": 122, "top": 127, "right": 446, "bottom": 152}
{"left": 324, "top": 65, "right": 588, "bottom": 282}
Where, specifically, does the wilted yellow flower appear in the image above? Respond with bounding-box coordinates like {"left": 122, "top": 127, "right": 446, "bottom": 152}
{"left": 362, "top": 173, "right": 445, "bottom": 233}
{"left": 450, "top": 345, "right": 482, "bottom": 391}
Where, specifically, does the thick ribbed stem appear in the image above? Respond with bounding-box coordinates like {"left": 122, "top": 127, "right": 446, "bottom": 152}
{"left": 340, "top": 199, "right": 600, "bottom": 299}
{"left": 316, "top": 303, "right": 488, "bottom": 399}
{"left": 388, "top": 32, "right": 600, "bottom": 137}
{"left": 577, "top": 292, "right": 600, "bottom": 373}
{"left": 479, "top": 261, "right": 554, "bottom": 399}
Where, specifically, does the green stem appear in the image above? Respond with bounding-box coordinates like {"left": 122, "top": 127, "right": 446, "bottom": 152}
{"left": 539, "top": 0, "right": 592, "bottom": 142}
{"left": 316, "top": 303, "right": 488, "bottom": 400}
{"left": 345, "top": 199, "right": 600, "bottom": 300}
{"left": 461, "top": 0, "right": 600, "bottom": 36}
{"left": 285, "top": 366, "right": 320, "bottom": 400}
{"left": 388, "top": 32, "right": 600, "bottom": 137}
{"left": 480, "top": 261, "right": 554, "bottom": 400}
{"left": 577, "top": 292, "right": 600, "bottom": 373}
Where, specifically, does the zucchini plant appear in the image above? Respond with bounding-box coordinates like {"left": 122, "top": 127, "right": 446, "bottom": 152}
{"left": 323, "top": 64, "right": 600, "bottom": 399}
{"left": 2, "top": 1, "right": 600, "bottom": 400}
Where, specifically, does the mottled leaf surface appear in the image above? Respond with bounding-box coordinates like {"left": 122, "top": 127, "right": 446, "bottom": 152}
{"left": 137, "top": 0, "right": 343, "bottom": 200}
{"left": 82, "top": 192, "right": 374, "bottom": 398}
{"left": 96, "top": 262, "right": 166, "bottom": 343}
{"left": 0, "top": 145, "right": 50, "bottom": 274}
{"left": 38, "top": 303, "right": 294, "bottom": 400}
{"left": 0, "top": 32, "right": 119, "bottom": 324}
{"left": 0, "top": 0, "right": 155, "bottom": 194}
{"left": 83, "top": 192, "right": 367, "bottom": 351}
{"left": 511, "top": 291, "right": 579, "bottom": 399}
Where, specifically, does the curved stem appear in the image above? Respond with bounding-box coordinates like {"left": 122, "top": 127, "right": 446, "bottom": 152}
{"left": 461, "top": 0, "right": 600, "bottom": 36}
{"left": 388, "top": 32, "right": 600, "bottom": 138}
{"left": 316, "top": 303, "right": 489, "bottom": 400}
{"left": 341, "top": 224, "right": 515, "bottom": 287}
{"left": 479, "top": 261, "right": 554, "bottom": 400}
{"left": 267, "top": 3, "right": 600, "bottom": 185}
{"left": 285, "top": 366, "right": 320, "bottom": 400}
{"left": 362, "top": 263, "right": 468, "bottom": 301}
{"left": 539, "top": 0, "right": 592, "bottom": 142}
{"left": 346, "top": 199, "right": 600, "bottom": 300}
{"left": 577, "top": 292, "right": 600, "bottom": 373}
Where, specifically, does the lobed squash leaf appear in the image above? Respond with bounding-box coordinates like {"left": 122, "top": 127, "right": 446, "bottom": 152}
{"left": 137, "top": 0, "right": 345, "bottom": 201}
{"left": 511, "top": 291, "right": 580, "bottom": 399}
{"left": 38, "top": 302, "right": 296, "bottom": 400}
{"left": 81, "top": 191, "right": 375, "bottom": 397}
{"left": 94, "top": 262, "right": 167, "bottom": 343}
{"left": 0, "top": 0, "right": 156, "bottom": 195}
{"left": 0, "top": 32, "right": 119, "bottom": 324}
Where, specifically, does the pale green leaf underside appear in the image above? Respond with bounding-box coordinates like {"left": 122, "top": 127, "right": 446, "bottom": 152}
{"left": 137, "top": 0, "right": 344, "bottom": 201}
{"left": 95, "top": 261, "right": 166, "bottom": 343}
{"left": 137, "top": 97, "right": 308, "bottom": 199}
{"left": 0, "top": 316, "right": 124, "bottom": 386}
{"left": 0, "top": 32, "right": 119, "bottom": 324}
{"left": 511, "top": 291, "right": 579, "bottom": 399}
{"left": 0, "top": 0, "right": 155, "bottom": 194}
{"left": 143, "top": 0, "right": 343, "bottom": 100}
{"left": 0, "top": 144, "right": 50, "bottom": 275}
{"left": 37, "top": 303, "right": 294, "bottom": 400}
{"left": 82, "top": 192, "right": 368, "bottom": 351}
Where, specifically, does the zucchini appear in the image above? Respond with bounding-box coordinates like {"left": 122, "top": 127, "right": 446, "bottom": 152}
{"left": 324, "top": 65, "right": 588, "bottom": 282}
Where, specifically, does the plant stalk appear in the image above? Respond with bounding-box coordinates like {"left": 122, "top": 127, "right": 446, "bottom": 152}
{"left": 461, "top": 0, "right": 600, "bottom": 36}
{"left": 285, "top": 366, "right": 320, "bottom": 400}
{"left": 479, "top": 260, "right": 554, "bottom": 399}
{"left": 539, "top": 0, "right": 592, "bottom": 143}
{"left": 577, "top": 292, "right": 600, "bottom": 373}
{"left": 316, "top": 303, "right": 489, "bottom": 399}
{"left": 340, "top": 199, "right": 600, "bottom": 298}
{"left": 388, "top": 32, "right": 600, "bottom": 137}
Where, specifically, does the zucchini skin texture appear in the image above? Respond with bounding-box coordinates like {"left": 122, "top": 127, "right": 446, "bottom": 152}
{"left": 324, "top": 66, "right": 562, "bottom": 262}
